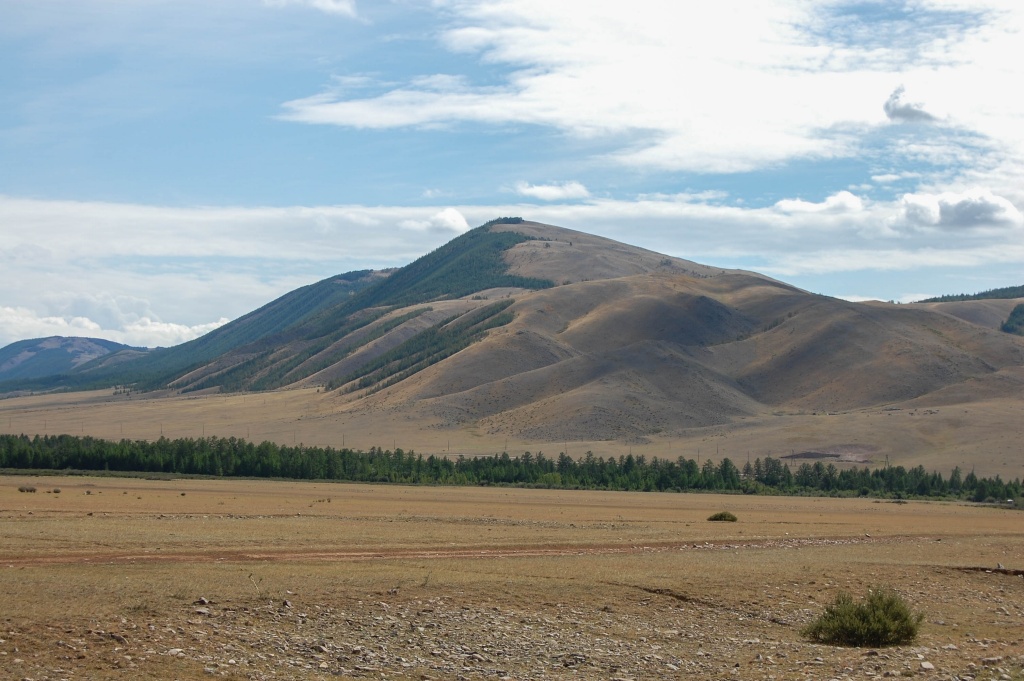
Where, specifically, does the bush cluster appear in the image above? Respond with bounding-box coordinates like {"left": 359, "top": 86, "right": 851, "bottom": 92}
{"left": 17, "top": 485, "right": 37, "bottom": 493}
{"left": 707, "top": 511, "right": 737, "bottom": 522}
{"left": 801, "top": 587, "right": 923, "bottom": 647}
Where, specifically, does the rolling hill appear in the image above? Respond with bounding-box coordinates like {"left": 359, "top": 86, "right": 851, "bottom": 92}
{"left": 1, "top": 219, "right": 1022, "bottom": 473}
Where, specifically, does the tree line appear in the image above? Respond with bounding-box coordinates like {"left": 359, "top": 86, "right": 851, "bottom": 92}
{"left": 2, "top": 433, "right": 1020, "bottom": 502}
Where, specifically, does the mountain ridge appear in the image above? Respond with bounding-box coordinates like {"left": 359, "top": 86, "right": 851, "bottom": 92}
{"left": 1, "top": 220, "right": 1022, "bottom": 456}
{"left": 0, "top": 336, "right": 144, "bottom": 382}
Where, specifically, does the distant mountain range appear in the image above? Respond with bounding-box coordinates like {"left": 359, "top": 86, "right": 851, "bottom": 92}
{"left": 0, "top": 337, "right": 146, "bottom": 382}
{"left": 2, "top": 219, "right": 1022, "bottom": 444}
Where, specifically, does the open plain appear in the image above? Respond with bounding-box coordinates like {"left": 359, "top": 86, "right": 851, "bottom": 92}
{"left": 2, "top": 384, "right": 1023, "bottom": 480}
{"left": 1, "top": 475, "right": 1022, "bottom": 680}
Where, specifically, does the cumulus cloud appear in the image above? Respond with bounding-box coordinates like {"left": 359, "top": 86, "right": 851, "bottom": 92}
{"left": 514, "top": 181, "right": 591, "bottom": 201}
{"left": 0, "top": 306, "right": 229, "bottom": 349}
{"left": 263, "top": 0, "right": 357, "bottom": 18}
{"left": 119, "top": 317, "right": 231, "bottom": 348}
{"left": 883, "top": 85, "right": 938, "bottom": 123}
{"left": 901, "top": 189, "right": 1023, "bottom": 229}
{"left": 774, "top": 191, "right": 864, "bottom": 214}
{"left": 398, "top": 208, "right": 470, "bottom": 232}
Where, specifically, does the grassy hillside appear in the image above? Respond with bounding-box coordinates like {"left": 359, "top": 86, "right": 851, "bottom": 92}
{"left": 160, "top": 221, "right": 556, "bottom": 393}
{"left": 295, "top": 220, "right": 553, "bottom": 340}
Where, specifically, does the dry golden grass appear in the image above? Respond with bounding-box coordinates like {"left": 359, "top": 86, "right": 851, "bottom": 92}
{"left": 2, "top": 475, "right": 1023, "bottom": 680}
{"left": 2, "top": 381, "right": 1023, "bottom": 479}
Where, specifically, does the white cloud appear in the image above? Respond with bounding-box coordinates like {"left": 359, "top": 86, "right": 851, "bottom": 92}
{"left": 120, "top": 317, "right": 231, "bottom": 348}
{"left": 398, "top": 207, "right": 470, "bottom": 232}
{"left": 263, "top": 0, "right": 357, "bottom": 18}
{"left": 277, "top": 0, "right": 1024, "bottom": 184}
{"left": 763, "top": 243, "right": 1024, "bottom": 277}
{"left": 514, "top": 181, "right": 591, "bottom": 201}
{"left": 871, "top": 171, "right": 920, "bottom": 184}
{"left": 774, "top": 191, "right": 864, "bottom": 214}
{"left": 0, "top": 306, "right": 228, "bottom": 348}
{"left": 901, "top": 189, "right": 1023, "bottom": 229}
{"left": 278, "top": 2, "right": 861, "bottom": 171}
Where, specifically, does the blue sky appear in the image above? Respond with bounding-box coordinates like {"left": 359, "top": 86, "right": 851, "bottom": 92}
{"left": 2, "top": 0, "right": 1023, "bottom": 348}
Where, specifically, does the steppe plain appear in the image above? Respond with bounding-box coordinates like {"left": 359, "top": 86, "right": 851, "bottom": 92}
{"left": 2, "top": 383, "right": 1022, "bottom": 480}
{"left": 2, "top": 475, "right": 1022, "bottom": 681}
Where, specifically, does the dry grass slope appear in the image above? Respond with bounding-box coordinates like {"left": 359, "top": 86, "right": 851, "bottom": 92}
{"left": 1, "top": 221, "right": 1022, "bottom": 476}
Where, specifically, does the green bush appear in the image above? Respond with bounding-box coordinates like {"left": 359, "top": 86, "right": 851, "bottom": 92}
{"left": 801, "top": 587, "right": 923, "bottom": 647}
{"left": 707, "top": 511, "right": 737, "bottom": 522}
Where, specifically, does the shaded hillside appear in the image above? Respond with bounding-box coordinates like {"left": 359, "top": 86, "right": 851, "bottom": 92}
{"left": 0, "top": 337, "right": 143, "bottom": 382}
{"left": 1003, "top": 304, "right": 1024, "bottom": 336}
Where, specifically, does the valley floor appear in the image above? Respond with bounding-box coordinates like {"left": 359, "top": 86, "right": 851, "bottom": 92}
{"left": 1, "top": 476, "right": 1022, "bottom": 680}
{"left": 2, "top": 385, "right": 1023, "bottom": 479}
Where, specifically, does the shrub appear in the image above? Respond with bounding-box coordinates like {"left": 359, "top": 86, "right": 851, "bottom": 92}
{"left": 707, "top": 511, "right": 737, "bottom": 522}
{"left": 18, "top": 485, "right": 37, "bottom": 493}
{"left": 801, "top": 587, "right": 923, "bottom": 647}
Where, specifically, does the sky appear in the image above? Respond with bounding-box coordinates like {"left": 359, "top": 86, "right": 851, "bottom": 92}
{"left": 2, "top": 0, "right": 1023, "bottom": 348}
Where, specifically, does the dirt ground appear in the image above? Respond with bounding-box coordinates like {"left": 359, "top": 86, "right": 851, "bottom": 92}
{"left": 1, "top": 475, "right": 1022, "bottom": 680}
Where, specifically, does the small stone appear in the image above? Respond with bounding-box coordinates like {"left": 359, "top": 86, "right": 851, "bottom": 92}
{"left": 920, "top": 661, "right": 934, "bottom": 670}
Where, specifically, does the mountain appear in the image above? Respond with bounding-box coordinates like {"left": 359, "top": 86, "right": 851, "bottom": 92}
{"left": 0, "top": 268, "right": 386, "bottom": 393}
{"left": 0, "top": 337, "right": 144, "bottom": 382}
{"left": 160, "top": 219, "right": 739, "bottom": 395}
{"left": 2, "top": 219, "right": 1023, "bottom": 455}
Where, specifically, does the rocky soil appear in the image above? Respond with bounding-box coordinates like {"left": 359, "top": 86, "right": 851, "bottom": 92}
{"left": 3, "top": 583, "right": 1023, "bottom": 681}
